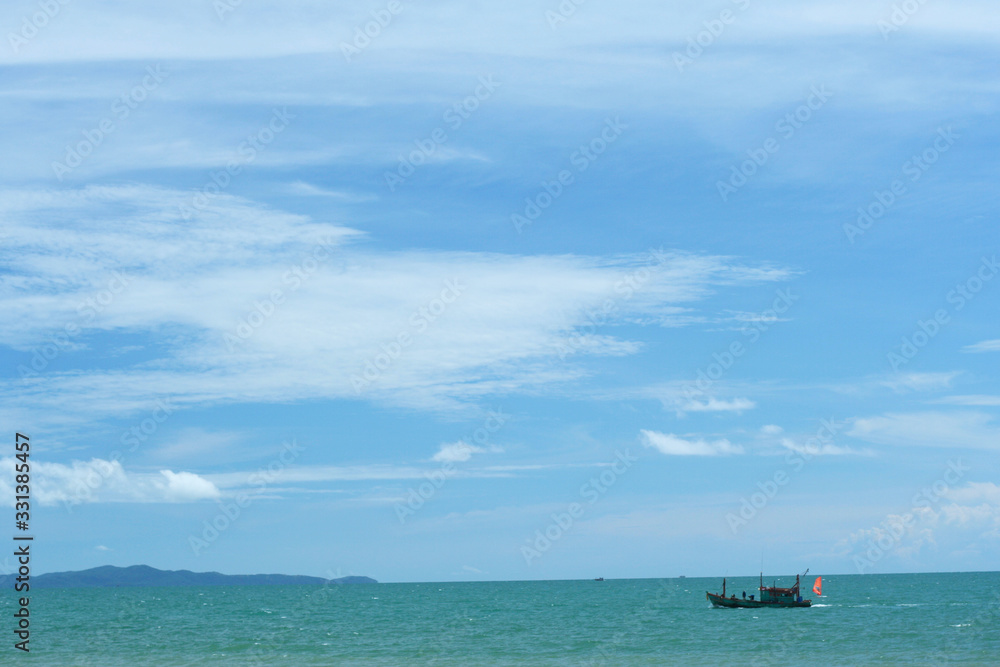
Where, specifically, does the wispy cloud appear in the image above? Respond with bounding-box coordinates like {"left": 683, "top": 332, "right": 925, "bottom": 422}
{"left": 880, "top": 371, "right": 961, "bottom": 393}
{"left": 828, "top": 372, "right": 962, "bottom": 396}
{"left": 778, "top": 437, "right": 871, "bottom": 457}
{"left": 611, "top": 382, "right": 769, "bottom": 415}
{"left": 849, "top": 411, "right": 1000, "bottom": 451}
{"left": 282, "top": 181, "right": 376, "bottom": 202}
{"left": 932, "top": 395, "right": 1000, "bottom": 407}
{"left": 0, "top": 186, "right": 791, "bottom": 422}
{"left": 4, "top": 0, "right": 997, "bottom": 66}
{"left": 676, "top": 397, "right": 755, "bottom": 415}
{"left": 204, "top": 464, "right": 474, "bottom": 490}
{"left": 639, "top": 430, "right": 743, "bottom": 456}
{"left": 962, "top": 339, "right": 1000, "bottom": 353}
{"left": 147, "top": 429, "right": 249, "bottom": 465}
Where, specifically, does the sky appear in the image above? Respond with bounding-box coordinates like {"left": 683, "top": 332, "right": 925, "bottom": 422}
{"left": 0, "top": 0, "right": 998, "bottom": 583}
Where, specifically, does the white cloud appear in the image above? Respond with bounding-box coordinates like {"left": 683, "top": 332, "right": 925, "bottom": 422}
{"left": 156, "top": 470, "right": 221, "bottom": 502}
{"left": 0, "top": 457, "right": 220, "bottom": 505}
{"left": 640, "top": 430, "right": 743, "bottom": 456}
{"left": 283, "top": 182, "right": 376, "bottom": 202}
{"left": 677, "top": 397, "right": 755, "bottom": 414}
{"left": 749, "top": 421, "right": 869, "bottom": 457}
{"left": 779, "top": 437, "right": 870, "bottom": 458}
{"left": 840, "top": 512, "right": 937, "bottom": 562}
{"left": 0, "top": 3, "right": 992, "bottom": 188}
{"left": 838, "top": 482, "right": 1000, "bottom": 565}
{"left": 148, "top": 429, "right": 247, "bottom": 464}
{"left": 0, "top": 186, "right": 790, "bottom": 421}
{"left": 936, "top": 502, "right": 1000, "bottom": 535}
{"left": 202, "top": 463, "right": 522, "bottom": 492}
{"left": 636, "top": 384, "right": 761, "bottom": 417}
{"left": 95, "top": 545, "right": 111, "bottom": 551}
{"left": 945, "top": 482, "right": 1000, "bottom": 506}
{"left": 827, "top": 372, "right": 963, "bottom": 397}
{"left": 2, "top": 0, "right": 996, "bottom": 65}
{"left": 962, "top": 339, "right": 1000, "bottom": 353}
{"left": 848, "top": 411, "right": 1000, "bottom": 451}
{"left": 880, "top": 371, "right": 960, "bottom": 393}
{"left": 432, "top": 441, "right": 485, "bottom": 463}
{"left": 933, "top": 395, "right": 1000, "bottom": 407}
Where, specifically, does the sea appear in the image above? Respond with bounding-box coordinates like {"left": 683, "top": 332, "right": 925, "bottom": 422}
{"left": 4, "top": 571, "right": 998, "bottom": 665}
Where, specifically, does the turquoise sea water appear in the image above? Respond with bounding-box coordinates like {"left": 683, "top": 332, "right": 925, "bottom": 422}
{"left": 3, "top": 571, "right": 999, "bottom": 665}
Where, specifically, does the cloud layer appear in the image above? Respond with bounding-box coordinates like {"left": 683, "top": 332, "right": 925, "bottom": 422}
{"left": 0, "top": 186, "right": 791, "bottom": 421}
{"left": 0, "top": 456, "right": 220, "bottom": 506}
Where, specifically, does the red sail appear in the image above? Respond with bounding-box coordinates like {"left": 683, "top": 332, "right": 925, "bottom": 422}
{"left": 812, "top": 576, "right": 822, "bottom": 596}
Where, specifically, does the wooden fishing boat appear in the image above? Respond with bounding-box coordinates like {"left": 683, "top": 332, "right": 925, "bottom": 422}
{"left": 706, "top": 573, "right": 814, "bottom": 608}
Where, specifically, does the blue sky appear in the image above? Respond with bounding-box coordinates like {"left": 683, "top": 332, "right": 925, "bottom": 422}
{"left": 1, "top": 0, "right": 998, "bottom": 583}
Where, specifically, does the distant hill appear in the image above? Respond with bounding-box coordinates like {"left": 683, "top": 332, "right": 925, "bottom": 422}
{"left": 7, "top": 565, "right": 376, "bottom": 589}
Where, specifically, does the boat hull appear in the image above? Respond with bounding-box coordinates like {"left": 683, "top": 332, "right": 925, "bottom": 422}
{"left": 706, "top": 592, "right": 811, "bottom": 608}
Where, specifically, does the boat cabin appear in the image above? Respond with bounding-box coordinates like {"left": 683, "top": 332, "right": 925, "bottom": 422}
{"left": 760, "top": 575, "right": 804, "bottom": 604}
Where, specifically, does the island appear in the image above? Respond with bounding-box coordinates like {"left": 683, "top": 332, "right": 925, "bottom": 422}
{"left": 6, "top": 565, "right": 377, "bottom": 589}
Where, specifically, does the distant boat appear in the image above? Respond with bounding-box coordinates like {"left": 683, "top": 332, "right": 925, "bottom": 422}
{"left": 706, "top": 573, "right": 812, "bottom": 608}
{"left": 594, "top": 577, "right": 604, "bottom": 581}
{"left": 678, "top": 575, "right": 686, "bottom": 579}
